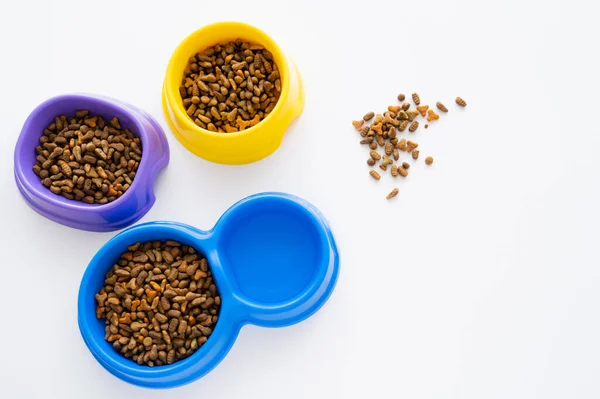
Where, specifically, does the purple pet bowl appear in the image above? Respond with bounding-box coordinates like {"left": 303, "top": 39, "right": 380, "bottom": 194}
{"left": 14, "top": 94, "right": 170, "bottom": 232}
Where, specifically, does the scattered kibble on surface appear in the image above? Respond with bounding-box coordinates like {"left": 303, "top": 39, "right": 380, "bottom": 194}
{"left": 32, "top": 111, "right": 141, "bottom": 205}
{"left": 412, "top": 93, "right": 421, "bottom": 105}
{"left": 426, "top": 109, "right": 440, "bottom": 122}
{"left": 455, "top": 96, "right": 467, "bottom": 107}
{"left": 363, "top": 112, "right": 374, "bottom": 121}
{"left": 369, "top": 170, "right": 381, "bottom": 180}
{"left": 398, "top": 165, "right": 408, "bottom": 177}
{"left": 352, "top": 92, "right": 468, "bottom": 199}
{"left": 417, "top": 105, "right": 429, "bottom": 117}
{"left": 95, "top": 240, "right": 220, "bottom": 367}
{"left": 180, "top": 40, "right": 281, "bottom": 132}
{"left": 386, "top": 188, "right": 399, "bottom": 199}
{"left": 436, "top": 102, "right": 448, "bottom": 112}
{"left": 352, "top": 120, "right": 364, "bottom": 130}
{"left": 409, "top": 120, "right": 419, "bottom": 132}
{"left": 370, "top": 150, "right": 381, "bottom": 161}
{"left": 406, "top": 140, "right": 418, "bottom": 153}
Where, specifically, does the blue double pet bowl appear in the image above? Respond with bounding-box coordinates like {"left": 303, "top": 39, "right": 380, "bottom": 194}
{"left": 78, "top": 192, "right": 339, "bottom": 389}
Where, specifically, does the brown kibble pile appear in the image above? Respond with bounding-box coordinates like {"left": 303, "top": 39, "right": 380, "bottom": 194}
{"left": 352, "top": 92, "right": 468, "bottom": 199}
{"left": 33, "top": 111, "right": 141, "bottom": 204}
{"left": 95, "top": 240, "right": 220, "bottom": 367}
{"left": 179, "top": 39, "right": 281, "bottom": 132}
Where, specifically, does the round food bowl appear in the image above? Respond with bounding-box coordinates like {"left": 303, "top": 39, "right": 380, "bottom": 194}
{"left": 162, "top": 21, "right": 305, "bottom": 165}
{"left": 14, "top": 93, "right": 170, "bottom": 232}
{"left": 78, "top": 192, "right": 339, "bottom": 389}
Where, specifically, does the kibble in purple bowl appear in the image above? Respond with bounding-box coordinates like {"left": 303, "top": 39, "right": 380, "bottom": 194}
{"left": 14, "top": 94, "right": 170, "bottom": 232}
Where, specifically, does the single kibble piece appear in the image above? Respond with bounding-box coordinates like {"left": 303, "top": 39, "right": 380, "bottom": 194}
{"left": 436, "top": 102, "right": 448, "bottom": 112}
{"left": 363, "top": 112, "right": 375, "bottom": 121}
{"left": 359, "top": 125, "right": 370, "bottom": 137}
{"left": 417, "top": 105, "right": 429, "bottom": 117}
{"left": 401, "top": 103, "right": 411, "bottom": 111}
{"left": 409, "top": 121, "right": 419, "bottom": 132}
{"left": 388, "top": 105, "right": 401, "bottom": 113}
{"left": 379, "top": 164, "right": 388, "bottom": 172}
{"left": 397, "top": 94, "right": 406, "bottom": 102}
{"left": 381, "top": 155, "right": 393, "bottom": 168}
{"left": 33, "top": 111, "right": 142, "bottom": 205}
{"left": 397, "top": 138, "right": 407, "bottom": 151}
{"left": 180, "top": 40, "right": 281, "bottom": 132}
{"left": 393, "top": 148, "right": 399, "bottom": 161}
{"left": 373, "top": 114, "right": 383, "bottom": 124}
{"left": 407, "top": 111, "right": 420, "bottom": 121}
{"left": 455, "top": 96, "right": 467, "bottom": 107}
{"left": 386, "top": 188, "right": 399, "bottom": 199}
{"left": 412, "top": 93, "right": 421, "bottom": 105}
{"left": 402, "top": 162, "right": 410, "bottom": 169}
{"left": 412, "top": 150, "right": 420, "bottom": 160}
{"left": 385, "top": 142, "right": 393, "bottom": 156}
{"left": 398, "top": 120, "right": 409, "bottom": 132}
{"left": 367, "top": 158, "right": 376, "bottom": 166}
{"left": 369, "top": 142, "right": 378, "bottom": 150}
{"left": 427, "top": 109, "right": 440, "bottom": 121}
{"left": 425, "top": 124, "right": 429, "bottom": 129}
{"left": 360, "top": 137, "right": 374, "bottom": 144}
{"left": 398, "top": 165, "right": 408, "bottom": 177}
{"left": 352, "top": 120, "right": 364, "bottom": 130}
{"left": 391, "top": 164, "right": 398, "bottom": 177}
{"left": 406, "top": 140, "right": 418, "bottom": 152}
{"left": 425, "top": 156, "right": 434, "bottom": 165}
{"left": 371, "top": 123, "right": 383, "bottom": 136}
{"left": 370, "top": 150, "right": 381, "bottom": 160}
{"left": 95, "top": 240, "right": 220, "bottom": 367}
{"left": 369, "top": 170, "right": 381, "bottom": 180}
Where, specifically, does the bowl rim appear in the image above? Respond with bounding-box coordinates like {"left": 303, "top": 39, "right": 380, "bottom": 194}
{"left": 164, "top": 21, "right": 291, "bottom": 139}
{"left": 14, "top": 93, "right": 154, "bottom": 213}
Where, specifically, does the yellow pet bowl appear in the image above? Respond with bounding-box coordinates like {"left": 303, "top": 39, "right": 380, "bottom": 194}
{"left": 162, "top": 22, "right": 305, "bottom": 165}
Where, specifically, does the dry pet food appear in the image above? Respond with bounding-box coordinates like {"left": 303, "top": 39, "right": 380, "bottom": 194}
{"left": 412, "top": 93, "right": 421, "bottom": 105}
{"left": 180, "top": 39, "right": 281, "bottom": 132}
{"left": 455, "top": 96, "right": 467, "bottom": 107}
{"left": 33, "top": 111, "right": 141, "bottom": 204}
{"left": 352, "top": 92, "right": 467, "bottom": 199}
{"left": 95, "top": 240, "right": 221, "bottom": 367}
{"left": 386, "top": 188, "right": 399, "bottom": 199}
{"left": 436, "top": 102, "right": 448, "bottom": 112}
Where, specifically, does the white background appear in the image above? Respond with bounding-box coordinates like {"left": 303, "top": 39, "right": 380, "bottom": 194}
{"left": 1, "top": 0, "right": 599, "bottom": 397}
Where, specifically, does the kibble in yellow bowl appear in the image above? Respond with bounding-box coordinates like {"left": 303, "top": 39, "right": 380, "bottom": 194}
{"left": 162, "top": 22, "right": 305, "bottom": 165}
